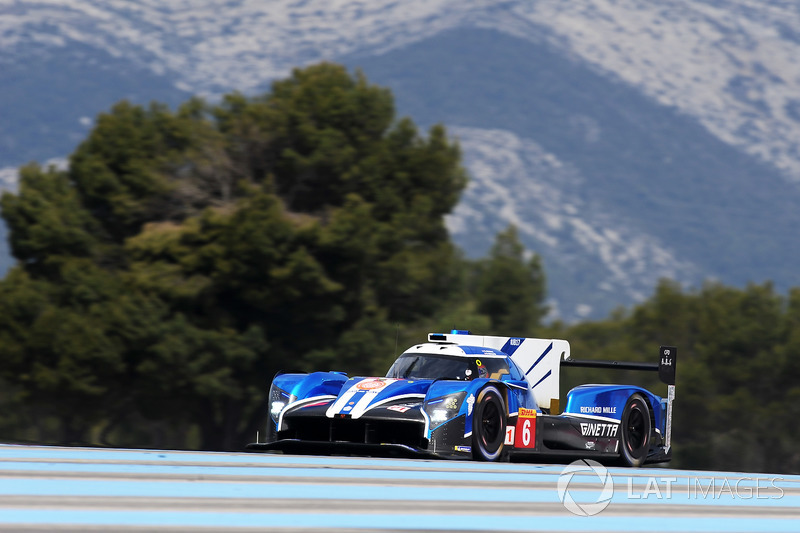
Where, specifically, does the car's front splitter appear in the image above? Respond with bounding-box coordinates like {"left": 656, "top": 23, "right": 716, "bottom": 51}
{"left": 245, "top": 439, "right": 441, "bottom": 459}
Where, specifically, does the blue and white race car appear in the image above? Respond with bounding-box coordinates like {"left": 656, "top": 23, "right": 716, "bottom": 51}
{"left": 248, "top": 331, "right": 677, "bottom": 466}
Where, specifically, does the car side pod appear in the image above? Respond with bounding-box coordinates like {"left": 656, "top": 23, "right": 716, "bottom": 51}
{"left": 560, "top": 346, "right": 677, "bottom": 454}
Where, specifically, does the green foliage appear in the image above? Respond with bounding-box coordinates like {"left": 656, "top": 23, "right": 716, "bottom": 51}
{"left": 555, "top": 279, "right": 800, "bottom": 474}
{"left": 1, "top": 165, "right": 99, "bottom": 274}
{"left": 474, "top": 225, "right": 547, "bottom": 336}
{"left": 69, "top": 102, "right": 192, "bottom": 240}
{"left": 0, "top": 63, "right": 470, "bottom": 450}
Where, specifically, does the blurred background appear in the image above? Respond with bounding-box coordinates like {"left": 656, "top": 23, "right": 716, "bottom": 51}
{"left": 1, "top": 0, "right": 799, "bottom": 474}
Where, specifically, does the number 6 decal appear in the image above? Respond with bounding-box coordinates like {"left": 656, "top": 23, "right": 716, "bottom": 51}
{"left": 514, "top": 407, "right": 537, "bottom": 449}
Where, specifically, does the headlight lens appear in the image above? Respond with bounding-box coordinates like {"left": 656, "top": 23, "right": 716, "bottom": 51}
{"left": 443, "top": 396, "right": 460, "bottom": 410}
{"left": 431, "top": 409, "right": 450, "bottom": 422}
{"left": 270, "top": 401, "right": 286, "bottom": 416}
{"left": 269, "top": 385, "right": 292, "bottom": 420}
{"left": 424, "top": 392, "right": 467, "bottom": 423}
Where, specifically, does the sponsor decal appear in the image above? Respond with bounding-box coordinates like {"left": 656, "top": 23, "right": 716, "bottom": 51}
{"left": 515, "top": 410, "right": 536, "bottom": 449}
{"left": 580, "top": 422, "right": 619, "bottom": 438}
{"left": 580, "top": 406, "right": 617, "bottom": 414}
{"left": 357, "top": 379, "right": 389, "bottom": 391}
{"left": 386, "top": 405, "right": 411, "bottom": 413}
{"left": 454, "top": 445, "right": 472, "bottom": 453}
{"left": 325, "top": 378, "right": 408, "bottom": 419}
{"left": 466, "top": 394, "right": 475, "bottom": 415}
{"left": 661, "top": 347, "right": 673, "bottom": 366}
{"left": 505, "top": 426, "right": 515, "bottom": 445}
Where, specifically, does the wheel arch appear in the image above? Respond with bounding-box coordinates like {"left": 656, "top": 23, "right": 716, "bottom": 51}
{"left": 456, "top": 379, "right": 514, "bottom": 430}
{"left": 619, "top": 392, "right": 653, "bottom": 467}
{"left": 470, "top": 383, "right": 509, "bottom": 461}
{"left": 564, "top": 384, "right": 660, "bottom": 423}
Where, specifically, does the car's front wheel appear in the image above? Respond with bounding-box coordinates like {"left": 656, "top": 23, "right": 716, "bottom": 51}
{"left": 472, "top": 385, "right": 506, "bottom": 461}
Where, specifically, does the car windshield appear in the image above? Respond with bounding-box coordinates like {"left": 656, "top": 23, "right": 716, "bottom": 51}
{"left": 386, "top": 353, "right": 472, "bottom": 380}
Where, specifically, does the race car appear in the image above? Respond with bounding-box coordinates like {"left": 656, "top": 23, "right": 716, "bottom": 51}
{"left": 247, "top": 331, "right": 676, "bottom": 466}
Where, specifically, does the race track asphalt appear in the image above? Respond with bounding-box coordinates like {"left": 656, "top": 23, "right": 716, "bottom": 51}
{"left": 0, "top": 444, "right": 798, "bottom": 532}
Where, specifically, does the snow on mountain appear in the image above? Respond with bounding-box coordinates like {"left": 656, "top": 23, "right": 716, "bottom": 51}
{"left": 4, "top": 0, "right": 800, "bottom": 319}
{"left": 0, "top": 0, "right": 489, "bottom": 93}
{"left": 518, "top": 1, "right": 800, "bottom": 182}
{"left": 4, "top": 1, "right": 800, "bottom": 181}
{"left": 449, "top": 127, "right": 700, "bottom": 319}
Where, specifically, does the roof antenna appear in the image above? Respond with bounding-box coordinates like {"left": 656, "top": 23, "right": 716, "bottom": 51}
{"left": 395, "top": 323, "right": 400, "bottom": 356}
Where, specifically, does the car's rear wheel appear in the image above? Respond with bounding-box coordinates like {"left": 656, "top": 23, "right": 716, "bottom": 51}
{"left": 619, "top": 394, "right": 651, "bottom": 467}
{"left": 472, "top": 386, "right": 506, "bottom": 461}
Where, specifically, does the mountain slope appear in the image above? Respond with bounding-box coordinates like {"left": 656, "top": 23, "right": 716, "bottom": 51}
{"left": 3, "top": 1, "right": 800, "bottom": 319}
{"left": 345, "top": 28, "right": 800, "bottom": 318}
{"left": 4, "top": 1, "right": 800, "bottom": 181}
{"left": 0, "top": 41, "right": 190, "bottom": 167}
{"left": 450, "top": 126, "right": 700, "bottom": 319}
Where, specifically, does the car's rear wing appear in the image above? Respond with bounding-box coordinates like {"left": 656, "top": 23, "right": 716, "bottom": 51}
{"left": 561, "top": 346, "right": 677, "bottom": 451}
{"left": 560, "top": 345, "right": 676, "bottom": 385}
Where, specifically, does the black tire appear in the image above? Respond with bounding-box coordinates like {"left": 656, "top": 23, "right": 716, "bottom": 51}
{"left": 619, "top": 394, "right": 652, "bottom": 467}
{"left": 472, "top": 386, "right": 506, "bottom": 461}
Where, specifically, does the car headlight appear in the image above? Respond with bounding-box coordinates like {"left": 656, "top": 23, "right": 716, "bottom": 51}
{"left": 430, "top": 409, "right": 449, "bottom": 422}
{"left": 424, "top": 392, "right": 467, "bottom": 424}
{"left": 270, "top": 401, "right": 286, "bottom": 416}
{"left": 269, "top": 385, "right": 293, "bottom": 420}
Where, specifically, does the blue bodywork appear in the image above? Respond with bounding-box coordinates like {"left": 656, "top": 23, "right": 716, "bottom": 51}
{"left": 253, "top": 339, "right": 673, "bottom": 465}
{"left": 565, "top": 385, "right": 666, "bottom": 434}
{"left": 275, "top": 371, "right": 348, "bottom": 400}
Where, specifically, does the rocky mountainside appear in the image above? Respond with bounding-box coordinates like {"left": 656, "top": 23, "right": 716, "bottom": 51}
{"left": 3, "top": 0, "right": 800, "bottom": 320}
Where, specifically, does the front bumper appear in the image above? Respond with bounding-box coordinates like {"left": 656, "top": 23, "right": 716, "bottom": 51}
{"left": 259, "top": 404, "right": 472, "bottom": 460}
{"left": 246, "top": 439, "right": 439, "bottom": 459}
